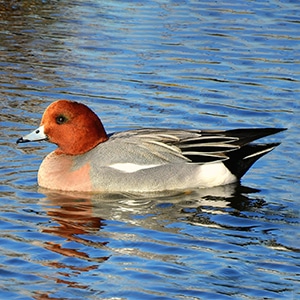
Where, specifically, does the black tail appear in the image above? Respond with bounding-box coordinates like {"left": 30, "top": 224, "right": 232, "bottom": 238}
{"left": 224, "top": 128, "right": 286, "bottom": 146}
{"left": 223, "top": 142, "right": 280, "bottom": 179}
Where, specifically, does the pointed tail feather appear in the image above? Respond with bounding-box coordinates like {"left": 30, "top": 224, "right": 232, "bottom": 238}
{"left": 223, "top": 128, "right": 286, "bottom": 146}
{"left": 223, "top": 143, "right": 280, "bottom": 179}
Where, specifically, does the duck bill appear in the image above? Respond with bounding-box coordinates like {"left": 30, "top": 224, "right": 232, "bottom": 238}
{"left": 16, "top": 125, "right": 47, "bottom": 144}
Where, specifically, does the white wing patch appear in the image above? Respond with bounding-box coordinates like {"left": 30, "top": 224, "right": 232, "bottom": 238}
{"left": 109, "top": 163, "right": 159, "bottom": 173}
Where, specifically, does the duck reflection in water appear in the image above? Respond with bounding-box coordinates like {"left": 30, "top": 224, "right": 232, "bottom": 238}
{"left": 39, "top": 183, "right": 263, "bottom": 243}
{"left": 39, "top": 189, "right": 109, "bottom": 266}
{"left": 34, "top": 183, "right": 264, "bottom": 298}
{"left": 32, "top": 190, "right": 110, "bottom": 298}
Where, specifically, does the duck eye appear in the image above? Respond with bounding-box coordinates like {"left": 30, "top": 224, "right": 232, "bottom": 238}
{"left": 56, "top": 115, "right": 67, "bottom": 125}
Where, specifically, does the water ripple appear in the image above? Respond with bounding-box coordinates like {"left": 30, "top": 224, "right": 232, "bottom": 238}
{"left": 0, "top": 0, "right": 299, "bottom": 299}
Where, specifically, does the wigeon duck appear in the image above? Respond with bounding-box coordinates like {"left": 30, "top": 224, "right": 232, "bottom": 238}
{"left": 17, "top": 100, "right": 286, "bottom": 193}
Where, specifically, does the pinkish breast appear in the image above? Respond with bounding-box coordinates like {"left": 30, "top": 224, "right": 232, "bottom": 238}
{"left": 38, "top": 151, "right": 93, "bottom": 192}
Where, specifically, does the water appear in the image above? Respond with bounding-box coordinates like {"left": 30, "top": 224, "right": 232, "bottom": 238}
{"left": 0, "top": 0, "right": 299, "bottom": 299}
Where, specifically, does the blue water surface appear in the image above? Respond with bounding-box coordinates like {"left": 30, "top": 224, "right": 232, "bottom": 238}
{"left": 0, "top": 0, "right": 299, "bottom": 299}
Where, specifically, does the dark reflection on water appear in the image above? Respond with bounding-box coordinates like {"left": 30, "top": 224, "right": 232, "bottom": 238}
{"left": 20, "top": 184, "right": 296, "bottom": 299}
{"left": 0, "top": 0, "right": 299, "bottom": 299}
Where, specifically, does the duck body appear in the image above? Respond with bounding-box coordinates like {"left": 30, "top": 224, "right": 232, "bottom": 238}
{"left": 17, "top": 100, "right": 286, "bottom": 193}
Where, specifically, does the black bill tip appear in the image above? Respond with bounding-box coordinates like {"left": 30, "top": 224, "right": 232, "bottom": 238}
{"left": 16, "top": 137, "right": 29, "bottom": 144}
